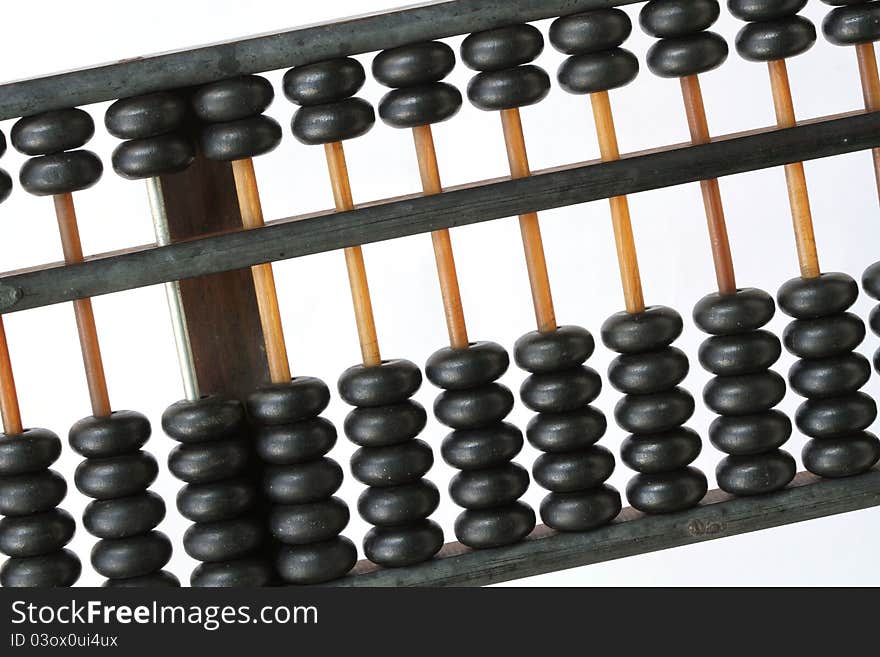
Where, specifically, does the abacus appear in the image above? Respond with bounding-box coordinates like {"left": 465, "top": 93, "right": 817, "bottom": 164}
{"left": 1, "top": 0, "right": 879, "bottom": 587}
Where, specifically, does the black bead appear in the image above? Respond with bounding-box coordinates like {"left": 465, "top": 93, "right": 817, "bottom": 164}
{"left": 0, "top": 429, "right": 61, "bottom": 476}
{"left": 0, "top": 509, "right": 76, "bottom": 558}
{"left": 601, "top": 306, "right": 684, "bottom": 354}
{"left": 703, "top": 371, "right": 787, "bottom": 416}
{"left": 276, "top": 536, "right": 357, "bottom": 584}
{"left": 247, "top": 377, "right": 331, "bottom": 425}
{"left": 20, "top": 150, "right": 102, "bottom": 196}
{"left": 363, "top": 521, "right": 444, "bottom": 567}
{"left": 728, "top": 0, "right": 808, "bottom": 22}
{"left": 427, "top": 341, "right": 509, "bottom": 389}
{"left": 454, "top": 502, "right": 536, "bottom": 549}
{"left": 716, "top": 449, "right": 797, "bottom": 496}
{"left": 443, "top": 423, "right": 525, "bottom": 469}
{"left": 190, "top": 558, "right": 274, "bottom": 588}
{"left": 699, "top": 330, "right": 782, "bottom": 375}
{"left": 351, "top": 440, "right": 434, "bottom": 487}
{"left": 75, "top": 452, "right": 158, "bottom": 500}
{"left": 796, "top": 393, "right": 877, "bottom": 438}
{"left": 0, "top": 470, "right": 67, "bottom": 517}
{"left": 255, "top": 418, "right": 336, "bottom": 464}
{"left": 0, "top": 169, "right": 10, "bottom": 204}
{"left": 68, "top": 411, "right": 151, "bottom": 459}
{"left": 283, "top": 59, "right": 366, "bottom": 106}
{"left": 12, "top": 109, "right": 95, "bottom": 155}
{"left": 533, "top": 446, "right": 615, "bottom": 493}
{"left": 557, "top": 48, "right": 640, "bottom": 94}
{"left": 521, "top": 366, "right": 602, "bottom": 413}
{"left": 621, "top": 428, "right": 702, "bottom": 473}
{"left": 824, "top": 4, "right": 880, "bottom": 46}
{"left": 514, "top": 325, "right": 595, "bottom": 374}
{"left": 105, "top": 93, "right": 188, "bottom": 140}
{"left": 609, "top": 347, "right": 689, "bottom": 394}
{"left": 373, "top": 42, "right": 456, "bottom": 87}
{"left": 778, "top": 273, "right": 859, "bottom": 319}
{"left": 789, "top": 353, "right": 871, "bottom": 398}
{"left": 614, "top": 387, "right": 695, "bottom": 434}
{"left": 192, "top": 76, "right": 274, "bottom": 122}
{"left": 103, "top": 571, "right": 179, "bottom": 588}
{"left": 358, "top": 480, "right": 440, "bottom": 526}
{"left": 344, "top": 402, "right": 428, "bottom": 448}
{"left": 168, "top": 439, "right": 249, "bottom": 484}
{"left": 0, "top": 550, "right": 81, "bottom": 588}
{"left": 640, "top": 0, "right": 721, "bottom": 39}
{"left": 709, "top": 410, "right": 793, "bottom": 455}
{"left": 269, "top": 498, "right": 350, "bottom": 544}
{"left": 461, "top": 25, "right": 545, "bottom": 71}
{"left": 162, "top": 396, "right": 246, "bottom": 444}
{"left": 526, "top": 408, "right": 607, "bottom": 453}
{"left": 0, "top": 131, "right": 5, "bottom": 157}
{"left": 339, "top": 360, "right": 422, "bottom": 407}
{"left": 863, "top": 261, "right": 880, "bottom": 300}
{"left": 783, "top": 313, "right": 865, "bottom": 359}
{"left": 91, "top": 532, "right": 172, "bottom": 579}
{"left": 646, "top": 32, "right": 729, "bottom": 78}
{"left": 626, "top": 467, "right": 708, "bottom": 514}
{"left": 434, "top": 383, "right": 515, "bottom": 429}
{"left": 177, "top": 480, "right": 257, "bottom": 523}
{"left": 378, "top": 83, "right": 462, "bottom": 129}
{"left": 183, "top": 518, "right": 264, "bottom": 563}
{"left": 466, "top": 66, "right": 551, "bottom": 111}
{"left": 291, "top": 98, "right": 375, "bottom": 145}
{"left": 263, "top": 458, "right": 343, "bottom": 504}
{"left": 550, "top": 9, "right": 633, "bottom": 55}
{"left": 83, "top": 492, "right": 165, "bottom": 539}
{"left": 540, "top": 486, "right": 622, "bottom": 532}
{"left": 200, "top": 115, "right": 282, "bottom": 161}
{"left": 802, "top": 433, "right": 880, "bottom": 478}
{"left": 735, "top": 16, "right": 817, "bottom": 62}
{"left": 693, "top": 288, "right": 775, "bottom": 335}
{"left": 450, "top": 463, "right": 531, "bottom": 509}
{"left": 111, "top": 135, "right": 195, "bottom": 179}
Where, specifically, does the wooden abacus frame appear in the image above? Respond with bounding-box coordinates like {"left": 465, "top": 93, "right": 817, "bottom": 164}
{"left": 1, "top": 0, "right": 879, "bottom": 586}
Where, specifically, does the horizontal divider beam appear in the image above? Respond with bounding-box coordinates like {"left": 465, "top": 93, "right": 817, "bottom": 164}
{"left": 333, "top": 468, "right": 880, "bottom": 587}
{"left": 0, "top": 110, "right": 877, "bottom": 314}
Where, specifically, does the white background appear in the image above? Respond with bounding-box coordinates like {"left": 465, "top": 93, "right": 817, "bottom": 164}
{"left": 1, "top": 1, "right": 878, "bottom": 586}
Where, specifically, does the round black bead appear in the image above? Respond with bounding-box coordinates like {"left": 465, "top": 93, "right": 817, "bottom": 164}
{"left": 0, "top": 131, "right": 5, "bottom": 157}
{"left": 427, "top": 341, "right": 509, "bottom": 390}
{"left": 283, "top": 59, "right": 366, "bottom": 106}
{"left": 533, "top": 446, "right": 615, "bottom": 493}
{"left": 461, "top": 25, "right": 545, "bottom": 71}
{"left": 276, "top": 537, "right": 357, "bottom": 584}
{"left": 0, "top": 550, "right": 81, "bottom": 588}
{"left": 0, "top": 470, "right": 67, "bottom": 517}
{"left": 12, "top": 109, "right": 95, "bottom": 155}
{"left": 640, "top": 0, "right": 721, "bottom": 39}
{"left": 247, "top": 377, "right": 331, "bottom": 425}
{"left": 363, "top": 521, "right": 444, "bottom": 567}
{"left": 434, "top": 383, "right": 515, "bottom": 429}
{"left": 162, "top": 396, "right": 246, "bottom": 444}
{"left": 646, "top": 32, "right": 729, "bottom": 78}
{"left": 709, "top": 410, "right": 793, "bottom": 455}
{"left": 450, "top": 463, "right": 531, "bottom": 509}
{"left": 521, "top": 366, "right": 602, "bottom": 413}
{"left": 614, "top": 388, "right": 695, "bottom": 434}
{"left": 693, "top": 288, "right": 775, "bottom": 335}
{"left": 789, "top": 353, "right": 871, "bottom": 398}
{"left": 255, "top": 418, "right": 336, "bottom": 464}
{"left": 557, "top": 49, "right": 640, "bottom": 94}
{"left": 703, "top": 371, "right": 787, "bottom": 416}
{"left": 69, "top": 411, "right": 150, "bottom": 459}
{"left": 104, "top": 572, "right": 180, "bottom": 588}
{"left": 728, "top": 0, "right": 808, "bottom": 22}
{"left": 609, "top": 347, "right": 689, "bottom": 394}
{"left": 796, "top": 393, "right": 877, "bottom": 438}
{"left": 550, "top": 9, "right": 633, "bottom": 55}
{"left": 269, "top": 498, "right": 350, "bottom": 544}
{"left": 291, "top": 98, "right": 375, "bottom": 145}
{"left": 735, "top": 16, "right": 817, "bottom": 62}
{"left": 0, "top": 169, "right": 10, "bottom": 204}
{"left": 344, "top": 402, "right": 427, "bottom": 448}
{"left": 358, "top": 480, "right": 440, "bottom": 526}
{"left": 263, "top": 458, "right": 343, "bottom": 504}
{"left": 20, "top": 150, "right": 103, "bottom": 196}
{"left": 177, "top": 480, "right": 257, "bottom": 523}
{"left": 467, "top": 66, "right": 551, "bottom": 111}
{"left": 91, "top": 532, "right": 172, "bottom": 579}
{"left": 716, "top": 449, "right": 797, "bottom": 495}
{"left": 74, "top": 452, "right": 158, "bottom": 500}
{"left": 190, "top": 558, "right": 274, "bottom": 588}
{"left": 514, "top": 325, "right": 595, "bottom": 374}
{"left": 0, "top": 429, "right": 61, "bottom": 476}
{"left": 442, "top": 423, "right": 524, "bottom": 470}
{"left": 83, "top": 492, "right": 165, "bottom": 539}
{"left": 602, "top": 306, "right": 684, "bottom": 354}
{"left": 863, "top": 260, "right": 880, "bottom": 300}
{"left": 200, "top": 115, "right": 282, "bottom": 161}
{"left": 699, "top": 330, "right": 782, "bottom": 375}
{"left": 105, "top": 93, "right": 188, "bottom": 140}
{"left": 111, "top": 135, "right": 195, "bottom": 179}
{"left": 526, "top": 408, "right": 607, "bottom": 453}
{"left": 373, "top": 42, "right": 456, "bottom": 87}
{"left": 339, "top": 360, "right": 422, "bottom": 407}
{"left": 621, "top": 428, "right": 702, "bottom": 474}
{"left": 168, "top": 439, "right": 250, "bottom": 484}
{"left": 783, "top": 313, "right": 865, "bottom": 359}
{"left": 350, "top": 439, "right": 434, "bottom": 487}
{"left": 0, "top": 509, "right": 76, "bottom": 558}
{"left": 192, "top": 76, "right": 274, "bottom": 122}
{"left": 803, "top": 434, "right": 880, "bottom": 478}
{"left": 378, "top": 83, "right": 462, "bottom": 128}
{"left": 540, "top": 486, "right": 622, "bottom": 532}
{"left": 183, "top": 518, "right": 264, "bottom": 562}
{"left": 626, "top": 467, "right": 708, "bottom": 514}
{"left": 778, "top": 273, "right": 859, "bottom": 319}
{"left": 824, "top": 4, "right": 880, "bottom": 46}
{"left": 454, "top": 502, "right": 536, "bottom": 549}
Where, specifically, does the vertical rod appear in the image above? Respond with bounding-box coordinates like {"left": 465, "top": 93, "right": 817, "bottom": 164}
{"left": 856, "top": 43, "right": 880, "bottom": 202}
{"left": 324, "top": 141, "right": 382, "bottom": 367}
{"left": 0, "top": 317, "right": 23, "bottom": 434}
{"left": 680, "top": 75, "right": 738, "bottom": 295}
{"left": 147, "top": 177, "right": 200, "bottom": 401}
{"left": 54, "top": 193, "right": 112, "bottom": 417}
{"left": 768, "top": 60, "right": 821, "bottom": 279}
{"left": 589, "top": 91, "right": 646, "bottom": 315}
{"left": 230, "top": 158, "right": 292, "bottom": 384}
{"left": 413, "top": 125, "right": 470, "bottom": 350}
{"left": 499, "top": 108, "right": 558, "bottom": 333}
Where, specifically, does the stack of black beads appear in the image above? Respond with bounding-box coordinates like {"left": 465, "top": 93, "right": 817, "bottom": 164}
{"left": 640, "top": 0, "right": 728, "bottom": 80}
{"left": 863, "top": 263, "right": 880, "bottom": 374}
{"left": 0, "top": 130, "right": 10, "bottom": 202}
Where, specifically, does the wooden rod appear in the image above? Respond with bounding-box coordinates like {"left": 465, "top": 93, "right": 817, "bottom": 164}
{"left": 413, "top": 125, "right": 470, "bottom": 350}
{"left": 856, "top": 43, "right": 880, "bottom": 202}
{"left": 231, "top": 158, "right": 292, "bottom": 384}
{"left": 680, "top": 76, "right": 737, "bottom": 295}
{"left": 0, "top": 317, "right": 23, "bottom": 434}
{"left": 324, "top": 141, "right": 382, "bottom": 367}
{"left": 768, "top": 60, "right": 821, "bottom": 279}
{"left": 499, "top": 108, "right": 558, "bottom": 332}
{"left": 54, "top": 193, "right": 112, "bottom": 417}
{"left": 589, "top": 91, "right": 646, "bottom": 315}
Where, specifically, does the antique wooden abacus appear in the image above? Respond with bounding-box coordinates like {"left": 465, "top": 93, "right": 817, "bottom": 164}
{"left": 1, "top": 0, "right": 880, "bottom": 587}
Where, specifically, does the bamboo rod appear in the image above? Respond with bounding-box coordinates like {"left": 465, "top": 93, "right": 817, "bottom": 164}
{"left": 589, "top": 91, "right": 646, "bottom": 315}
{"left": 680, "top": 75, "right": 737, "bottom": 295}
{"left": 0, "top": 317, "right": 23, "bottom": 434}
{"left": 857, "top": 43, "right": 880, "bottom": 202}
{"left": 413, "top": 125, "right": 469, "bottom": 350}
{"left": 231, "top": 158, "right": 292, "bottom": 384}
{"left": 324, "top": 142, "right": 382, "bottom": 367}
{"left": 499, "top": 108, "right": 558, "bottom": 332}
{"left": 54, "top": 193, "right": 112, "bottom": 417}
{"left": 768, "top": 59, "right": 821, "bottom": 279}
